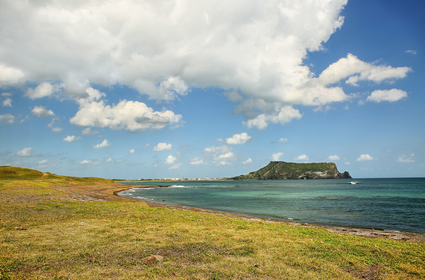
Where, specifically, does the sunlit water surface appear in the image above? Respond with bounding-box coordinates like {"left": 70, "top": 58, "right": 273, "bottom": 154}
{"left": 119, "top": 178, "right": 425, "bottom": 233}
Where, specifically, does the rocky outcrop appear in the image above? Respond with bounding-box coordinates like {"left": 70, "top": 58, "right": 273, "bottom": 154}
{"left": 232, "top": 161, "right": 352, "bottom": 180}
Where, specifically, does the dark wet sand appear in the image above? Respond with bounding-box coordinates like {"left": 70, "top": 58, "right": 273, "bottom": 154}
{"left": 59, "top": 183, "right": 425, "bottom": 242}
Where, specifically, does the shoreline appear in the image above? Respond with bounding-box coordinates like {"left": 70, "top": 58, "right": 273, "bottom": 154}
{"left": 61, "top": 183, "right": 425, "bottom": 242}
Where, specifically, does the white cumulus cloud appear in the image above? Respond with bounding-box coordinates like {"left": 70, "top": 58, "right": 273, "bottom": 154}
{"left": 366, "top": 89, "right": 408, "bottom": 103}
{"left": 226, "top": 132, "right": 251, "bottom": 145}
{"left": 63, "top": 135, "right": 81, "bottom": 142}
{"left": 190, "top": 157, "right": 204, "bottom": 165}
{"left": 328, "top": 155, "right": 340, "bottom": 161}
{"left": 49, "top": 123, "right": 61, "bottom": 132}
{"left": 25, "top": 82, "right": 64, "bottom": 99}
{"left": 218, "top": 152, "right": 235, "bottom": 160}
{"left": 295, "top": 154, "right": 309, "bottom": 162}
{"left": 48, "top": 118, "right": 62, "bottom": 132}
{"left": 204, "top": 145, "right": 235, "bottom": 165}
{"left": 357, "top": 154, "right": 374, "bottom": 161}
{"left": 0, "top": 114, "right": 15, "bottom": 125}
{"left": 271, "top": 152, "right": 284, "bottom": 161}
{"left": 129, "top": 149, "right": 136, "bottom": 154}
{"left": 79, "top": 160, "right": 92, "bottom": 165}
{"left": 32, "top": 106, "right": 55, "bottom": 118}
{"left": 244, "top": 106, "right": 303, "bottom": 130}
{"left": 397, "top": 154, "right": 415, "bottom": 163}
{"left": 169, "top": 163, "right": 182, "bottom": 170}
{"left": 226, "top": 91, "right": 244, "bottom": 103}
{"left": 0, "top": 1, "right": 412, "bottom": 129}
{"left": 165, "top": 155, "right": 177, "bottom": 165}
{"left": 153, "top": 143, "right": 173, "bottom": 151}
{"left": 16, "top": 147, "right": 34, "bottom": 157}
{"left": 243, "top": 158, "right": 252, "bottom": 164}
{"left": 93, "top": 139, "right": 111, "bottom": 149}
{"left": 156, "top": 76, "right": 189, "bottom": 101}
{"left": 81, "top": 127, "right": 100, "bottom": 135}
{"left": 0, "top": 64, "right": 24, "bottom": 86}
{"left": 318, "top": 53, "right": 411, "bottom": 87}
{"left": 278, "top": 138, "right": 288, "bottom": 143}
{"left": 70, "top": 95, "right": 182, "bottom": 132}
{"left": 405, "top": 50, "right": 417, "bottom": 55}
{"left": 2, "top": 98, "right": 12, "bottom": 107}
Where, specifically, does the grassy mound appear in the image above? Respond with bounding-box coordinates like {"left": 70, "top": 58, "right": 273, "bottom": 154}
{"left": 0, "top": 165, "right": 115, "bottom": 184}
{"left": 0, "top": 166, "right": 44, "bottom": 180}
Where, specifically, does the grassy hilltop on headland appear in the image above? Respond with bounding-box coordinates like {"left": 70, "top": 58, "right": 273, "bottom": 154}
{"left": 232, "top": 161, "right": 352, "bottom": 180}
{"left": 1, "top": 166, "right": 424, "bottom": 279}
{"left": 0, "top": 165, "right": 115, "bottom": 184}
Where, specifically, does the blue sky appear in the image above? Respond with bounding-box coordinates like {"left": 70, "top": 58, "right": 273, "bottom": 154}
{"left": 1, "top": 0, "right": 424, "bottom": 179}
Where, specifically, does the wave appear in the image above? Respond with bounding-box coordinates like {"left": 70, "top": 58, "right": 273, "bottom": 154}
{"left": 317, "top": 196, "right": 357, "bottom": 200}
{"left": 119, "top": 189, "right": 136, "bottom": 195}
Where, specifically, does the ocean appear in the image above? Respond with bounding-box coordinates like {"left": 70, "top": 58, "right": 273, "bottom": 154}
{"left": 118, "top": 178, "right": 425, "bottom": 233}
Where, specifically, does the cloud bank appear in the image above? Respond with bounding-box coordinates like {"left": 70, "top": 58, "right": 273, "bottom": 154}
{"left": 0, "top": 0, "right": 411, "bottom": 129}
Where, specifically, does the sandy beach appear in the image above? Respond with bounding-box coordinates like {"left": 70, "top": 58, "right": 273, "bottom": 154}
{"left": 59, "top": 183, "right": 425, "bottom": 242}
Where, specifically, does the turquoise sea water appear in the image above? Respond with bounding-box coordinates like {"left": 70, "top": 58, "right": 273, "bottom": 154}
{"left": 118, "top": 178, "right": 425, "bottom": 233}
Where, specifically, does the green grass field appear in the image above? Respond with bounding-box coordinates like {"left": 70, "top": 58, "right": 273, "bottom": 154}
{"left": 1, "top": 166, "right": 424, "bottom": 279}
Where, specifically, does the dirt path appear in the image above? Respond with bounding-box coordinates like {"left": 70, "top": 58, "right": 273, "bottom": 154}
{"left": 59, "top": 183, "right": 425, "bottom": 242}
{"left": 55, "top": 183, "right": 141, "bottom": 202}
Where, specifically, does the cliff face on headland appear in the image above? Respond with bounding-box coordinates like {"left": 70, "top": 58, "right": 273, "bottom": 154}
{"left": 232, "top": 161, "right": 352, "bottom": 180}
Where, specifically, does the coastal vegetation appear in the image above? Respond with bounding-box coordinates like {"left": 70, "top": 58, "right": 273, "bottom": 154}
{"left": 1, "top": 166, "right": 424, "bottom": 279}
{"left": 232, "top": 161, "right": 352, "bottom": 180}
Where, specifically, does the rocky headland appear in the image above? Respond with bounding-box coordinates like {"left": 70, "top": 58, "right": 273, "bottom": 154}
{"left": 231, "top": 161, "right": 352, "bottom": 180}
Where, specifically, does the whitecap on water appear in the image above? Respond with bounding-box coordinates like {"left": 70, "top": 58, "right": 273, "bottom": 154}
{"left": 120, "top": 189, "right": 136, "bottom": 195}
{"left": 170, "top": 185, "right": 188, "bottom": 188}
